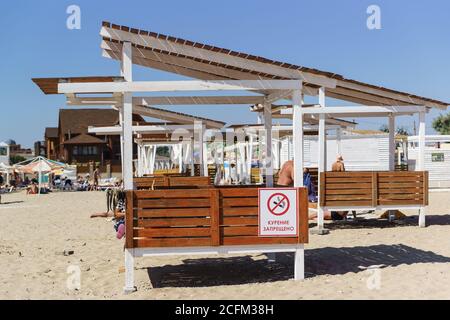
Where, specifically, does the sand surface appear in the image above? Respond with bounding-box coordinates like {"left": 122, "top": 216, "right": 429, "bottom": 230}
{"left": 1, "top": 190, "right": 450, "bottom": 300}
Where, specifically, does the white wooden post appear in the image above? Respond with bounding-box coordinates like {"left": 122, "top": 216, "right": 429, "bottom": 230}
{"left": 336, "top": 127, "right": 342, "bottom": 156}
{"left": 257, "top": 112, "right": 263, "bottom": 125}
{"left": 292, "top": 87, "right": 304, "bottom": 187}
{"left": 291, "top": 85, "right": 305, "bottom": 278}
{"left": 418, "top": 111, "right": 426, "bottom": 227}
{"left": 124, "top": 248, "right": 136, "bottom": 293}
{"left": 190, "top": 138, "right": 195, "bottom": 176}
{"left": 248, "top": 136, "right": 254, "bottom": 184}
{"left": 122, "top": 41, "right": 133, "bottom": 190}
{"left": 137, "top": 143, "right": 142, "bottom": 177}
{"left": 119, "top": 110, "right": 124, "bottom": 176}
{"left": 388, "top": 114, "right": 396, "bottom": 171}
{"left": 263, "top": 100, "right": 273, "bottom": 187}
{"left": 294, "top": 244, "right": 305, "bottom": 280}
{"left": 178, "top": 144, "right": 183, "bottom": 173}
{"left": 121, "top": 41, "right": 136, "bottom": 293}
{"left": 150, "top": 145, "right": 157, "bottom": 175}
{"left": 317, "top": 87, "right": 328, "bottom": 234}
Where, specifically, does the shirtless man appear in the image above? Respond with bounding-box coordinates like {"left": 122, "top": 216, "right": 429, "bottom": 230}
{"left": 332, "top": 155, "right": 345, "bottom": 172}
{"left": 277, "top": 160, "right": 313, "bottom": 187}
{"left": 277, "top": 160, "right": 295, "bottom": 186}
{"left": 278, "top": 160, "right": 345, "bottom": 221}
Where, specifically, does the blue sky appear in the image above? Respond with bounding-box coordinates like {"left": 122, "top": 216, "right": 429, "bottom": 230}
{"left": 1, "top": 0, "right": 449, "bottom": 147}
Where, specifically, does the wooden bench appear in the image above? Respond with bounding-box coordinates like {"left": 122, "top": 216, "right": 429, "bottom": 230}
{"left": 320, "top": 171, "right": 428, "bottom": 208}
{"left": 134, "top": 176, "right": 211, "bottom": 190}
{"left": 123, "top": 186, "right": 309, "bottom": 292}
{"left": 319, "top": 171, "right": 429, "bottom": 225}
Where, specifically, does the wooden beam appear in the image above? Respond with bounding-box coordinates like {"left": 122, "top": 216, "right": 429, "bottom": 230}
{"left": 58, "top": 80, "right": 303, "bottom": 94}
{"left": 134, "top": 95, "right": 265, "bottom": 105}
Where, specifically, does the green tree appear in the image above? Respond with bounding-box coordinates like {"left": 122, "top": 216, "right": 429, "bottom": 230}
{"left": 156, "top": 146, "right": 170, "bottom": 157}
{"left": 379, "top": 125, "right": 410, "bottom": 136}
{"left": 432, "top": 113, "right": 450, "bottom": 135}
{"left": 10, "top": 155, "right": 26, "bottom": 165}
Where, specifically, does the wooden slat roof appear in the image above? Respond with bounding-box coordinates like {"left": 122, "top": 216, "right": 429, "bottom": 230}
{"left": 32, "top": 76, "right": 124, "bottom": 95}
{"left": 100, "top": 21, "right": 449, "bottom": 109}
{"left": 134, "top": 105, "right": 225, "bottom": 129}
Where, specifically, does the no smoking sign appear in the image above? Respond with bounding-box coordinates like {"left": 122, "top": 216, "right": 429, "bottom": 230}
{"left": 259, "top": 188, "right": 299, "bottom": 237}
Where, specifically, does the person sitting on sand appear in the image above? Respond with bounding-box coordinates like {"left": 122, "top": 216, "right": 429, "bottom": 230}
{"left": 0, "top": 173, "right": 4, "bottom": 204}
{"left": 90, "top": 189, "right": 126, "bottom": 239}
{"left": 113, "top": 190, "right": 126, "bottom": 240}
{"left": 27, "top": 182, "right": 38, "bottom": 195}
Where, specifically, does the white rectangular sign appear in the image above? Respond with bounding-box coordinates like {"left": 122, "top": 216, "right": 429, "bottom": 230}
{"left": 258, "top": 188, "right": 299, "bottom": 237}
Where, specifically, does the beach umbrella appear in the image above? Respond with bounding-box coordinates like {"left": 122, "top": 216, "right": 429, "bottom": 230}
{"left": 15, "top": 156, "right": 67, "bottom": 195}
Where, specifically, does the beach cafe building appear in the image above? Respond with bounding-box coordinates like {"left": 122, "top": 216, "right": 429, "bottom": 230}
{"left": 32, "top": 22, "right": 449, "bottom": 291}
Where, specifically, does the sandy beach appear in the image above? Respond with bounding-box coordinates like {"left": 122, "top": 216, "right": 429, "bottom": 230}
{"left": 1, "top": 190, "right": 450, "bottom": 300}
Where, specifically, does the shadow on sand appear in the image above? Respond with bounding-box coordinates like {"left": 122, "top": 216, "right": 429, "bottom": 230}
{"left": 0, "top": 201, "right": 24, "bottom": 205}
{"left": 308, "top": 214, "right": 450, "bottom": 230}
{"left": 146, "top": 243, "right": 450, "bottom": 288}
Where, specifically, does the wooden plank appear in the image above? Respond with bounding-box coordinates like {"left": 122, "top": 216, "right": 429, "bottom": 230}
{"left": 298, "top": 187, "right": 309, "bottom": 244}
{"left": 220, "top": 226, "right": 258, "bottom": 236}
{"left": 138, "top": 198, "right": 211, "bottom": 208}
{"left": 134, "top": 189, "right": 210, "bottom": 199}
{"left": 378, "top": 199, "right": 423, "bottom": 205}
{"left": 378, "top": 188, "right": 422, "bottom": 194}
{"left": 136, "top": 227, "right": 211, "bottom": 238}
{"left": 222, "top": 198, "right": 258, "bottom": 207}
{"left": 219, "top": 188, "right": 259, "bottom": 197}
{"left": 222, "top": 236, "right": 299, "bottom": 246}
{"left": 326, "top": 183, "right": 372, "bottom": 189}
{"left": 324, "top": 200, "right": 373, "bottom": 207}
{"left": 319, "top": 173, "right": 325, "bottom": 207}
{"left": 378, "top": 171, "right": 425, "bottom": 177}
{"left": 379, "top": 182, "right": 422, "bottom": 189}
{"left": 221, "top": 216, "right": 258, "bottom": 226}
{"left": 325, "top": 172, "right": 373, "bottom": 178}
{"left": 372, "top": 172, "right": 378, "bottom": 207}
{"left": 325, "top": 177, "right": 372, "bottom": 183}
{"left": 424, "top": 171, "right": 429, "bottom": 205}
{"left": 137, "top": 207, "right": 210, "bottom": 218}
{"left": 125, "top": 191, "right": 134, "bottom": 249}
{"left": 134, "top": 238, "right": 211, "bottom": 248}
{"left": 325, "top": 195, "right": 372, "bottom": 201}
{"left": 138, "top": 217, "right": 211, "bottom": 228}
{"left": 378, "top": 176, "right": 423, "bottom": 182}
{"left": 210, "top": 189, "right": 220, "bottom": 246}
{"left": 379, "top": 194, "right": 424, "bottom": 200}
{"left": 170, "top": 177, "right": 210, "bottom": 186}
{"left": 222, "top": 207, "right": 258, "bottom": 216}
{"left": 326, "top": 189, "right": 372, "bottom": 195}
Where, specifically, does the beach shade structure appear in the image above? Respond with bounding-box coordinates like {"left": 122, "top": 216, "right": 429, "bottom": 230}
{"left": 0, "top": 162, "right": 13, "bottom": 186}
{"left": 14, "top": 156, "right": 68, "bottom": 194}
{"left": 31, "top": 22, "right": 450, "bottom": 291}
